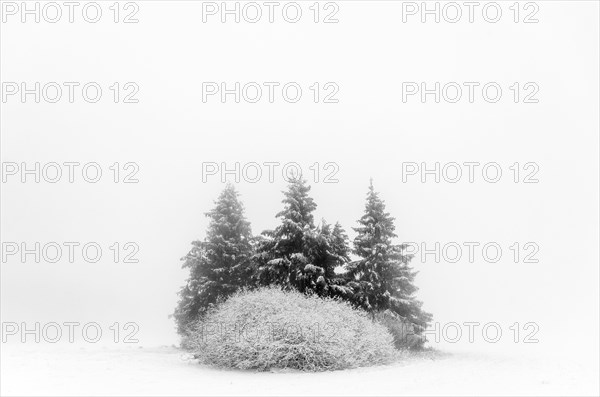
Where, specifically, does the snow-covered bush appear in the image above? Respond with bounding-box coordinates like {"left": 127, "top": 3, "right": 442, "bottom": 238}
{"left": 375, "top": 310, "right": 426, "bottom": 350}
{"left": 187, "top": 287, "right": 398, "bottom": 371}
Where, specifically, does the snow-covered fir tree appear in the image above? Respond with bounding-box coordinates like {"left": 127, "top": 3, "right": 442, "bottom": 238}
{"left": 253, "top": 178, "right": 351, "bottom": 297}
{"left": 316, "top": 221, "right": 353, "bottom": 298}
{"left": 174, "top": 183, "right": 253, "bottom": 335}
{"left": 346, "top": 180, "right": 432, "bottom": 330}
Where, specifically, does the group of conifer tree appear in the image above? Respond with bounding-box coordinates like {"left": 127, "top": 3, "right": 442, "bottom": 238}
{"left": 174, "top": 178, "right": 432, "bottom": 337}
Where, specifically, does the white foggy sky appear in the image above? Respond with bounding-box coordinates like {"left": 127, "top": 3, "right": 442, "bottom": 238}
{"left": 1, "top": 1, "right": 598, "bottom": 354}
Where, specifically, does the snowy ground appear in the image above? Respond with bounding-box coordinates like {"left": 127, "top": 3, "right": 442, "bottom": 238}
{"left": 1, "top": 344, "right": 598, "bottom": 396}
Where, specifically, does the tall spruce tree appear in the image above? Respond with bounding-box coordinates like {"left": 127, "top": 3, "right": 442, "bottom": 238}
{"left": 253, "top": 178, "right": 352, "bottom": 297}
{"left": 174, "top": 184, "right": 253, "bottom": 335}
{"left": 347, "top": 180, "right": 432, "bottom": 329}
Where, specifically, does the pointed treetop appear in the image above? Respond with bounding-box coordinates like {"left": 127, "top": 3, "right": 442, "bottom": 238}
{"left": 353, "top": 180, "right": 397, "bottom": 255}
{"left": 205, "top": 183, "right": 252, "bottom": 240}
{"left": 276, "top": 177, "right": 317, "bottom": 229}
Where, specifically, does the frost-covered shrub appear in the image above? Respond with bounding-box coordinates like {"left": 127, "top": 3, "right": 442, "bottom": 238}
{"left": 187, "top": 287, "right": 398, "bottom": 371}
{"left": 375, "top": 310, "right": 426, "bottom": 350}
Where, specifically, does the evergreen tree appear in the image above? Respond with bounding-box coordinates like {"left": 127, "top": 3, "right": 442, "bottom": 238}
{"left": 253, "top": 177, "right": 315, "bottom": 289}
{"left": 253, "top": 178, "right": 352, "bottom": 297}
{"left": 346, "top": 180, "right": 432, "bottom": 329}
{"left": 174, "top": 184, "right": 253, "bottom": 335}
{"left": 315, "top": 221, "right": 353, "bottom": 298}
